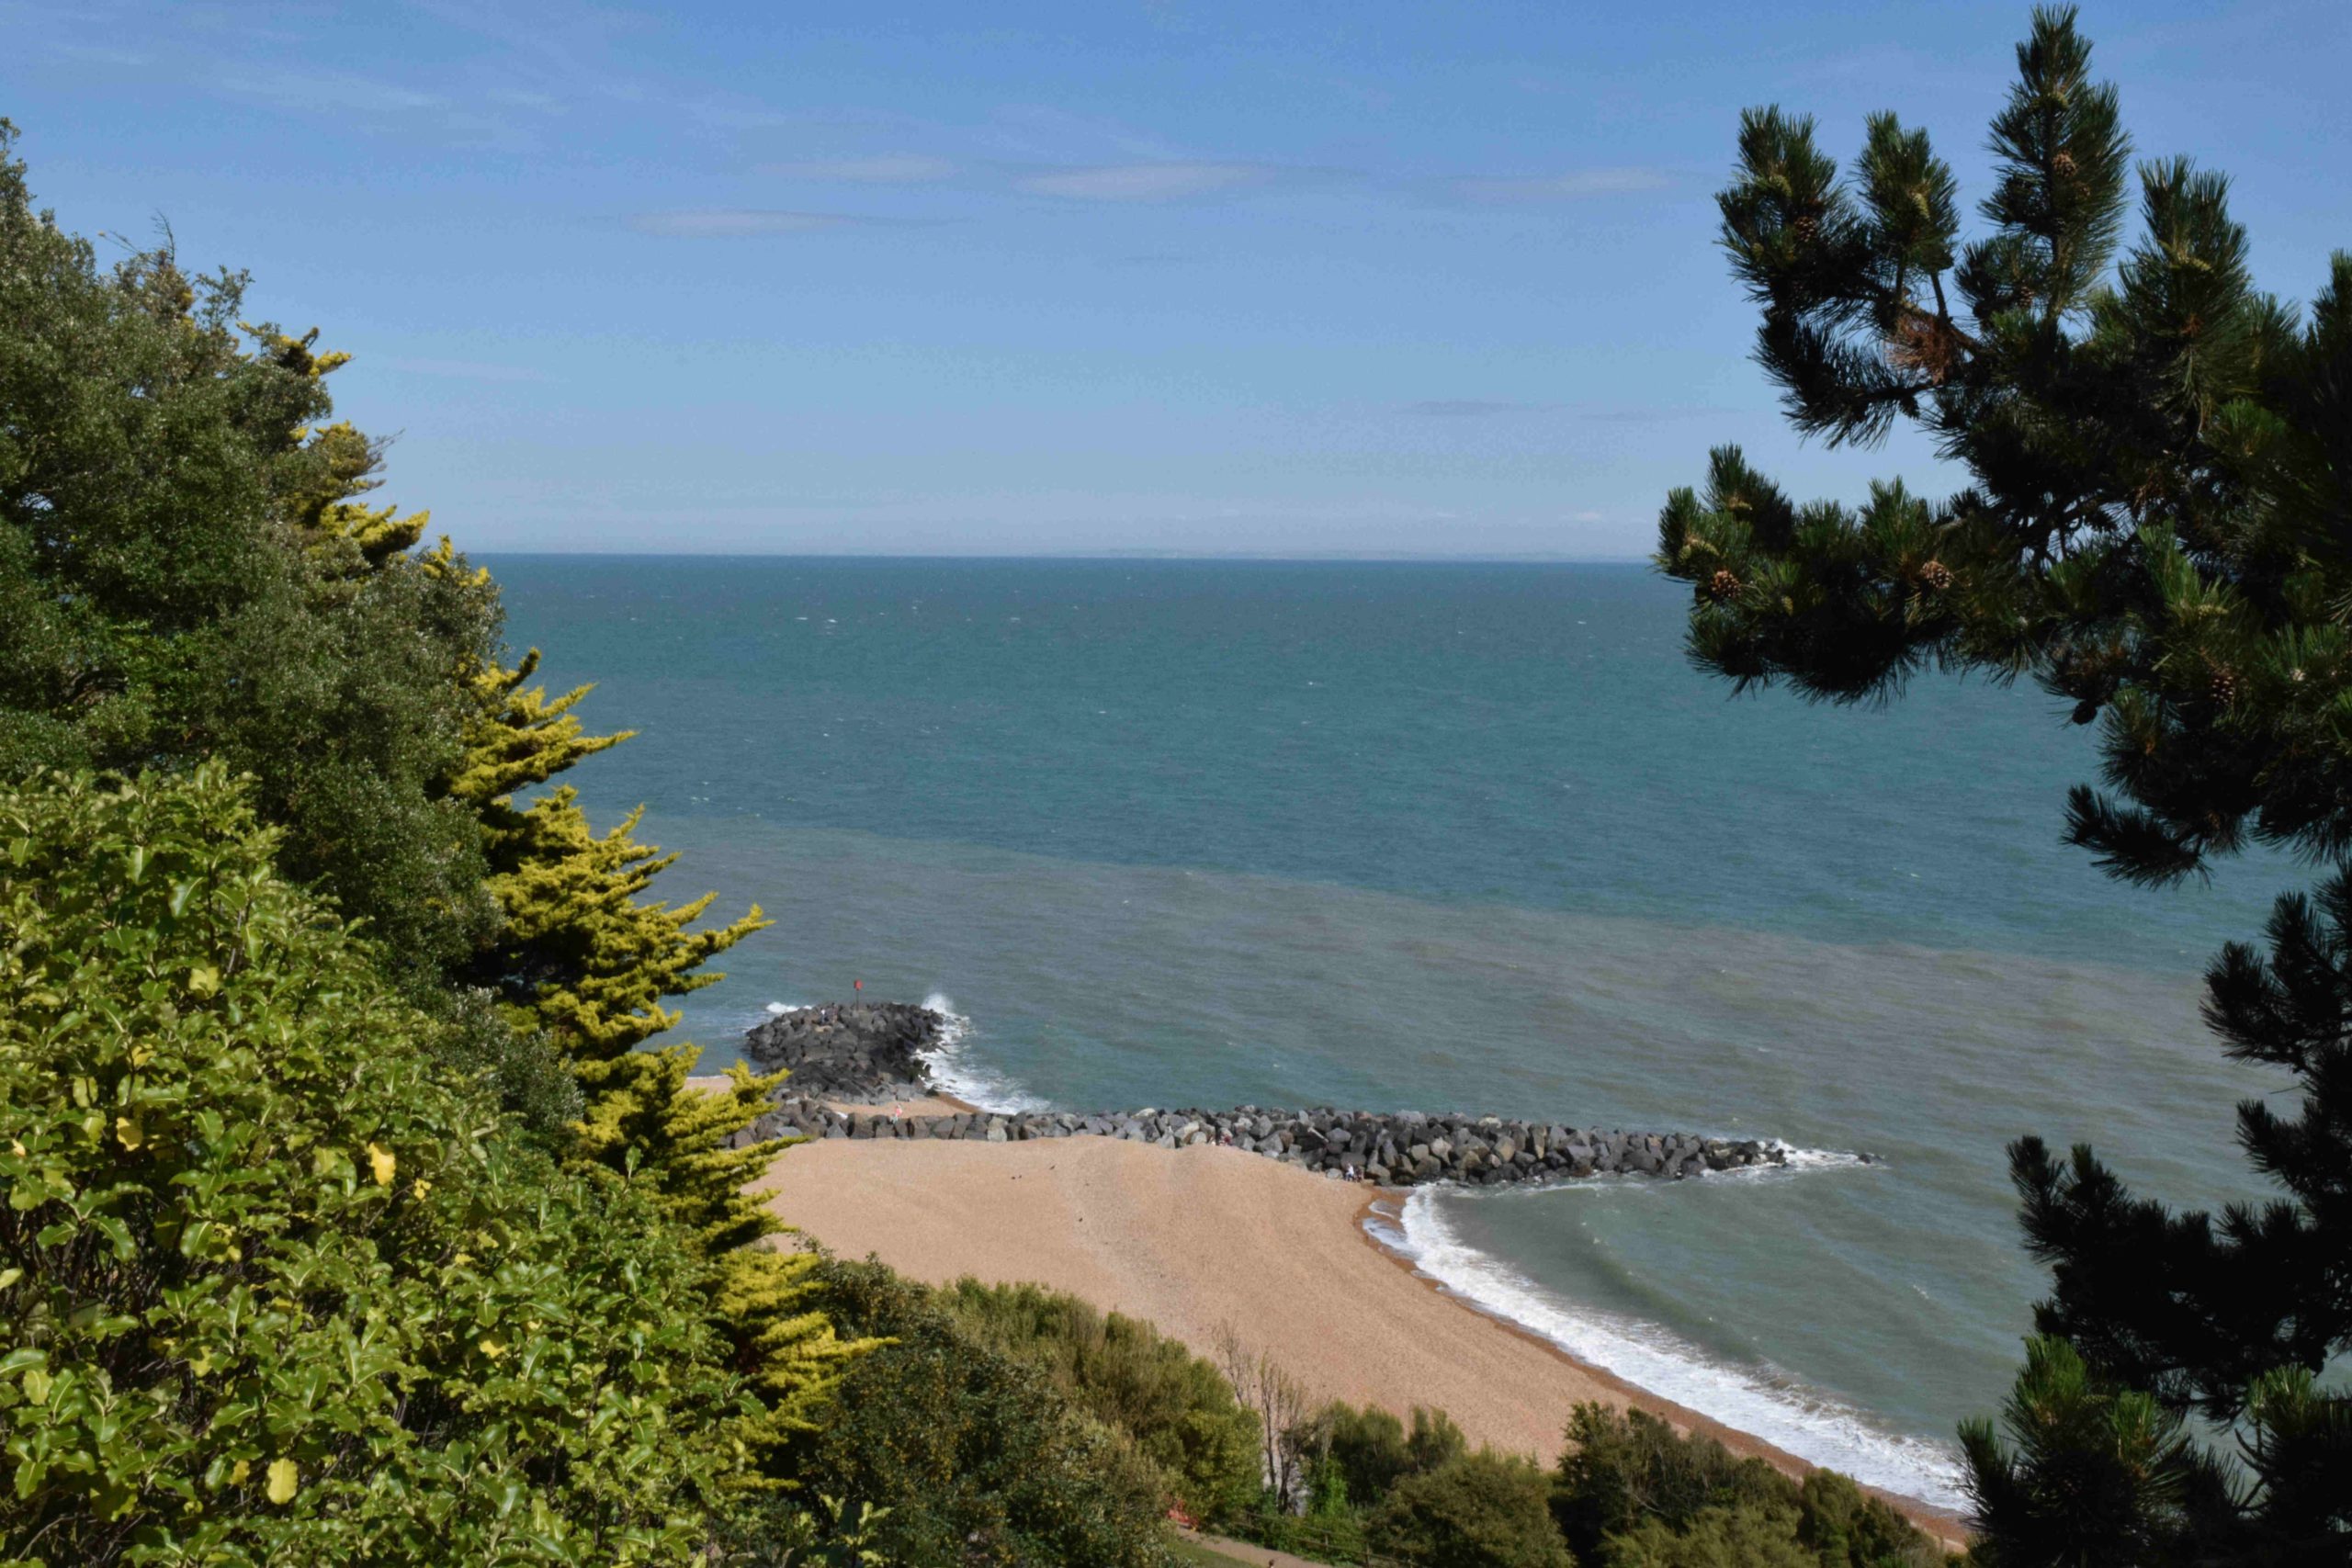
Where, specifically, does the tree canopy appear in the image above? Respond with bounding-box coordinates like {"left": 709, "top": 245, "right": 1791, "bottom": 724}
{"left": 0, "top": 113, "right": 861, "bottom": 1551}
{"left": 1655, "top": 8, "right": 2349, "bottom": 1560}
{"left": 0, "top": 766, "right": 756, "bottom": 1565}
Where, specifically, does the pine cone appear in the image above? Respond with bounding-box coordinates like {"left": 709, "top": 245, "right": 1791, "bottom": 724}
{"left": 2070, "top": 699, "right": 2099, "bottom": 726}
{"left": 1706, "top": 569, "right": 1742, "bottom": 605}
{"left": 2209, "top": 663, "right": 2240, "bottom": 711}
{"left": 2052, "top": 151, "right": 2078, "bottom": 179}
{"left": 1888, "top": 312, "right": 1959, "bottom": 385}
{"left": 1917, "top": 559, "right": 1953, "bottom": 592}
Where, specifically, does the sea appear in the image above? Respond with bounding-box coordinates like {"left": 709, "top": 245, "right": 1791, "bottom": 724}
{"left": 492, "top": 555, "right": 2290, "bottom": 1511}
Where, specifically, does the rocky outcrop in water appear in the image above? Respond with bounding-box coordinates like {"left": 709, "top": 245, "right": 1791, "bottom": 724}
{"left": 740, "top": 1002, "right": 944, "bottom": 1103}
{"left": 740, "top": 1099, "right": 1788, "bottom": 1187}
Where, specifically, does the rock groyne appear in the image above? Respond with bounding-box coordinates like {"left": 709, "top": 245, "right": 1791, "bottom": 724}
{"left": 734, "top": 1001, "right": 1793, "bottom": 1187}
{"left": 744, "top": 1099, "right": 1786, "bottom": 1187}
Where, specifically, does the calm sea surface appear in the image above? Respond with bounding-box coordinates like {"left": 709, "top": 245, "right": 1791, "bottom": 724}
{"left": 492, "top": 556, "right": 2289, "bottom": 1507}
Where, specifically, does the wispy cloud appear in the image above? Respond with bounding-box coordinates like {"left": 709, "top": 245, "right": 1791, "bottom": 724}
{"left": 215, "top": 66, "right": 443, "bottom": 117}
{"left": 1452, "top": 167, "right": 1672, "bottom": 203}
{"left": 625, "top": 209, "right": 863, "bottom": 237}
{"left": 54, "top": 41, "right": 153, "bottom": 68}
{"left": 381, "top": 356, "right": 553, "bottom": 383}
{"left": 1017, "top": 162, "right": 1264, "bottom": 201}
{"left": 1577, "top": 402, "right": 1747, "bottom": 423}
{"left": 26, "top": 0, "right": 658, "bottom": 153}
{"left": 762, "top": 153, "right": 956, "bottom": 183}
{"left": 485, "top": 86, "right": 562, "bottom": 113}
{"left": 1401, "top": 399, "right": 1551, "bottom": 418}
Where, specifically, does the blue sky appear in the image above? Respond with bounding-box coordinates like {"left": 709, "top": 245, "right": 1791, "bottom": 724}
{"left": 6, "top": 1, "right": 2347, "bottom": 557}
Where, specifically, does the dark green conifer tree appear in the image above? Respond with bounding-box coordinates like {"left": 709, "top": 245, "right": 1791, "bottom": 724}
{"left": 1651, "top": 8, "right": 2349, "bottom": 1560}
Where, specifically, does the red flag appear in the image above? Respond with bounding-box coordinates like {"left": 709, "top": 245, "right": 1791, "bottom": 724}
{"left": 854, "top": 979, "right": 863, "bottom": 992}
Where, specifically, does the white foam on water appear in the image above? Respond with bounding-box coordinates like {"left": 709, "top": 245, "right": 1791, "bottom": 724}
{"left": 1766, "top": 1140, "right": 1874, "bottom": 1171}
{"left": 915, "top": 993, "right": 1049, "bottom": 1113}
{"left": 1694, "top": 1140, "right": 1877, "bottom": 1184}
{"left": 1378, "top": 1185, "right": 1970, "bottom": 1513}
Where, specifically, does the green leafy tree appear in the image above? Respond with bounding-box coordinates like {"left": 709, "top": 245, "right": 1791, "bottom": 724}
{"left": 0, "top": 120, "right": 502, "bottom": 985}
{"left": 794, "top": 1261, "right": 1178, "bottom": 1568}
{"left": 1794, "top": 1472, "right": 1947, "bottom": 1568}
{"left": 0, "top": 766, "right": 763, "bottom": 1564}
{"left": 1284, "top": 1399, "right": 1467, "bottom": 1515}
{"left": 1550, "top": 1405, "right": 1788, "bottom": 1562}
{"left": 0, "top": 118, "right": 862, "bottom": 1472}
{"left": 1604, "top": 1504, "right": 1820, "bottom": 1568}
{"left": 1549, "top": 1406, "right": 1936, "bottom": 1568}
{"left": 0, "top": 118, "right": 578, "bottom": 1133}
{"left": 940, "top": 1279, "right": 1261, "bottom": 1524}
{"left": 1369, "top": 1450, "right": 1574, "bottom": 1568}
{"left": 1650, "top": 7, "right": 2350, "bottom": 1557}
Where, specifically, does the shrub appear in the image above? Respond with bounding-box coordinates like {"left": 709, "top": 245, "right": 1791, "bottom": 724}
{"left": 1549, "top": 1404, "right": 1941, "bottom": 1568}
{"left": 1603, "top": 1502, "right": 1817, "bottom": 1568}
{"left": 1369, "top": 1450, "right": 1573, "bottom": 1568}
{"left": 943, "top": 1279, "right": 1261, "bottom": 1524}
{"left": 1793, "top": 1471, "right": 1941, "bottom": 1568}
{"left": 0, "top": 766, "right": 767, "bottom": 1563}
{"left": 1304, "top": 1401, "right": 1469, "bottom": 1509}
{"left": 1225, "top": 1504, "right": 1371, "bottom": 1565}
{"left": 797, "top": 1261, "right": 1176, "bottom": 1566}
{"left": 1549, "top": 1404, "right": 1787, "bottom": 1558}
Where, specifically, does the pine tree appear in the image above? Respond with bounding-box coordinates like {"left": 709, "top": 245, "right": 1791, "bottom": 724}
{"left": 1651, "top": 9, "right": 2349, "bottom": 1559}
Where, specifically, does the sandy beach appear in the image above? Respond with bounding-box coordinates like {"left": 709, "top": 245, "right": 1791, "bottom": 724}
{"left": 749, "top": 1132, "right": 1962, "bottom": 1540}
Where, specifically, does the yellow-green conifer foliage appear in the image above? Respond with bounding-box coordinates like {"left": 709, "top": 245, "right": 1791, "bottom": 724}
{"left": 244, "top": 328, "right": 430, "bottom": 575}
{"left": 449, "top": 651, "right": 865, "bottom": 1468}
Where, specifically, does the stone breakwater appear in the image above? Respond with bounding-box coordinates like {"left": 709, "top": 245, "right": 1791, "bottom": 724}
{"left": 731, "top": 1001, "right": 1800, "bottom": 1187}
{"left": 740, "top": 1100, "right": 1790, "bottom": 1188}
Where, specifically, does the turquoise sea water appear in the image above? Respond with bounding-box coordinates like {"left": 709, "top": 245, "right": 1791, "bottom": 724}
{"left": 492, "top": 556, "right": 2288, "bottom": 1508}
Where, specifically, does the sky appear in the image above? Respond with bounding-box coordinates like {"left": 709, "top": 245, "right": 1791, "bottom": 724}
{"left": 6, "top": 1, "right": 2348, "bottom": 558}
